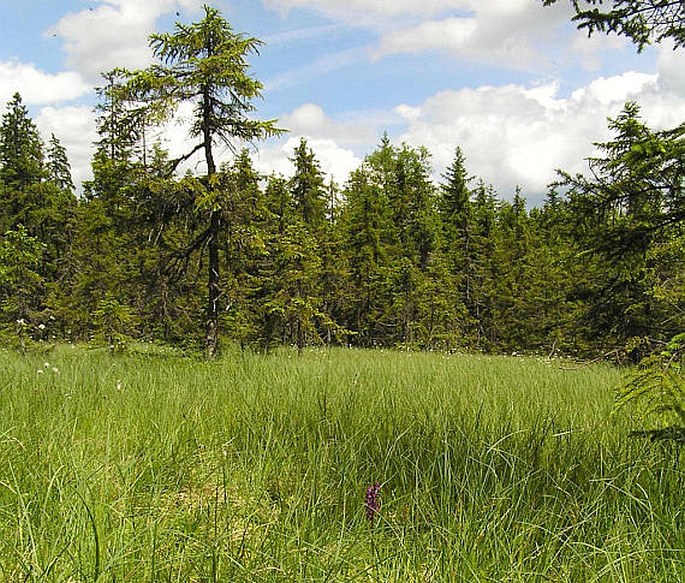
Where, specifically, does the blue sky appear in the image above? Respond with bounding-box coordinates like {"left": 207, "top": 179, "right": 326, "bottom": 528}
{"left": 0, "top": 0, "right": 683, "bottom": 204}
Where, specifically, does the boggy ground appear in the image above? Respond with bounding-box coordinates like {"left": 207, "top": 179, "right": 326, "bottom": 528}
{"left": 0, "top": 344, "right": 683, "bottom": 582}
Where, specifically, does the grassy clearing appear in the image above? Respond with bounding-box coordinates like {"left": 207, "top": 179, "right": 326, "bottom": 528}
{"left": 0, "top": 345, "right": 683, "bottom": 581}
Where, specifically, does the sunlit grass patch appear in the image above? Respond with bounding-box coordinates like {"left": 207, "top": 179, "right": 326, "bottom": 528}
{"left": 1, "top": 345, "right": 683, "bottom": 581}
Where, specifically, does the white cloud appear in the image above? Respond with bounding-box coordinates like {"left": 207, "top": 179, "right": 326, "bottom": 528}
{"left": 0, "top": 62, "right": 90, "bottom": 106}
{"left": 264, "top": 0, "right": 546, "bottom": 20}
{"left": 280, "top": 103, "right": 384, "bottom": 146}
{"left": 657, "top": 40, "right": 685, "bottom": 97}
{"left": 393, "top": 70, "right": 685, "bottom": 204}
{"left": 254, "top": 136, "right": 360, "bottom": 183}
{"left": 570, "top": 72, "right": 658, "bottom": 105}
{"left": 570, "top": 30, "right": 629, "bottom": 71}
{"left": 263, "top": 0, "right": 471, "bottom": 19}
{"left": 394, "top": 85, "right": 579, "bottom": 197}
{"left": 376, "top": 15, "right": 543, "bottom": 69}
{"left": 265, "top": 0, "right": 569, "bottom": 57}
{"left": 253, "top": 103, "right": 374, "bottom": 183}
{"left": 376, "top": 17, "right": 478, "bottom": 56}
{"left": 36, "top": 106, "right": 98, "bottom": 187}
{"left": 54, "top": 0, "right": 204, "bottom": 81}
{"left": 263, "top": 0, "right": 640, "bottom": 74}
{"left": 633, "top": 91, "right": 685, "bottom": 131}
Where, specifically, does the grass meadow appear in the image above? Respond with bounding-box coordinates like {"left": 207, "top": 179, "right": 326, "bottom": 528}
{"left": 1, "top": 345, "right": 684, "bottom": 582}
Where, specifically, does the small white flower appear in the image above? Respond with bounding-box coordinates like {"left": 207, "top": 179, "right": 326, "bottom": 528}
{"left": 38, "top": 324, "right": 46, "bottom": 330}
{"left": 16, "top": 318, "right": 25, "bottom": 325}
{"left": 44, "top": 362, "right": 50, "bottom": 368}
{"left": 51, "top": 367, "right": 59, "bottom": 374}
{"left": 37, "top": 369, "right": 44, "bottom": 375}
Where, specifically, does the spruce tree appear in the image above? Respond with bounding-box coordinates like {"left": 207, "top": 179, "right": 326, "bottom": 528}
{"left": 46, "top": 134, "right": 74, "bottom": 194}
{"left": 0, "top": 93, "right": 44, "bottom": 192}
{"left": 290, "top": 138, "right": 327, "bottom": 231}
{"left": 556, "top": 102, "right": 685, "bottom": 353}
{"left": 0, "top": 93, "right": 45, "bottom": 231}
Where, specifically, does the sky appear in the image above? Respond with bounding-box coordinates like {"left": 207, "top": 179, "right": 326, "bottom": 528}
{"left": 0, "top": 0, "right": 684, "bottom": 205}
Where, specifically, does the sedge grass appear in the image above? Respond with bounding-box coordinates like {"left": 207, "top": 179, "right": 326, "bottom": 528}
{"left": 0, "top": 345, "right": 683, "bottom": 581}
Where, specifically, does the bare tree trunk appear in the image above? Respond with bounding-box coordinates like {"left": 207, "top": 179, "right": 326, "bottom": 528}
{"left": 205, "top": 209, "right": 220, "bottom": 358}
{"left": 203, "top": 81, "right": 220, "bottom": 359}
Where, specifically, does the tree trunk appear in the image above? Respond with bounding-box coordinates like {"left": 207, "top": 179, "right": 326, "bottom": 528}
{"left": 202, "top": 79, "right": 220, "bottom": 359}
{"left": 205, "top": 209, "right": 220, "bottom": 358}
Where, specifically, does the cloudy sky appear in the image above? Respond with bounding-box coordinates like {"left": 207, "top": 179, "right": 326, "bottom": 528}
{"left": 1, "top": 0, "right": 684, "bottom": 204}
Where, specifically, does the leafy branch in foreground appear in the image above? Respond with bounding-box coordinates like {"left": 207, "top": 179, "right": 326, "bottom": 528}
{"left": 617, "top": 333, "right": 685, "bottom": 428}
{"left": 542, "top": 0, "right": 685, "bottom": 51}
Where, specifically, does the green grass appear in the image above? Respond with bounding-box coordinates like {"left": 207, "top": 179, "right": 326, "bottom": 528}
{"left": 0, "top": 344, "right": 684, "bottom": 581}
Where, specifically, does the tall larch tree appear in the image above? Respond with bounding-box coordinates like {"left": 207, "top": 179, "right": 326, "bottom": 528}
{"left": 122, "top": 5, "right": 283, "bottom": 357}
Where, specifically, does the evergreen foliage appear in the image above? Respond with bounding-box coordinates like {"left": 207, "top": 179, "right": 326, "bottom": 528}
{"left": 554, "top": 102, "right": 685, "bottom": 353}
{"left": 0, "top": 8, "right": 683, "bottom": 433}
{"left": 114, "top": 5, "right": 284, "bottom": 357}
{"left": 542, "top": 0, "right": 685, "bottom": 51}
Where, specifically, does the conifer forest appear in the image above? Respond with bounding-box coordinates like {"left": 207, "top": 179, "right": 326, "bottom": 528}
{"left": 0, "top": 4, "right": 683, "bottom": 365}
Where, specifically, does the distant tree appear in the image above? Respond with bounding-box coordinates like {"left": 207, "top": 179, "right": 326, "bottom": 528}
{"left": 0, "top": 225, "right": 45, "bottom": 329}
{"left": 290, "top": 138, "right": 327, "bottom": 230}
{"left": 0, "top": 93, "right": 44, "bottom": 195}
{"left": 218, "top": 149, "right": 270, "bottom": 345}
{"left": 468, "top": 181, "right": 499, "bottom": 349}
{"left": 95, "top": 68, "right": 157, "bottom": 166}
{"left": 437, "top": 147, "right": 475, "bottom": 346}
{"left": 370, "top": 139, "right": 437, "bottom": 271}
{"left": 339, "top": 138, "right": 444, "bottom": 347}
{"left": 491, "top": 188, "right": 536, "bottom": 350}
{"left": 543, "top": 0, "right": 685, "bottom": 51}
{"left": 72, "top": 81, "right": 154, "bottom": 343}
{"left": 46, "top": 134, "right": 74, "bottom": 194}
{"left": 340, "top": 164, "right": 394, "bottom": 345}
{"left": 525, "top": 189, "right": 585, "bottom": 355}
{"left": 288, "top": 140, "right": 347, "bottom": 344}
{"left": 439, "top": 147, "right": 471, "bottom": 244}
{"left": 0, "top": 93, "right": 45, "bottom": 236}
{"left": 257, "top": 173, "right": 326, "bottom": 350}
{"left": 0, "top": 94, "right": 76, "bottom": 332}
{"left": 319, "top": 179, "right": 350, "bottom": 346}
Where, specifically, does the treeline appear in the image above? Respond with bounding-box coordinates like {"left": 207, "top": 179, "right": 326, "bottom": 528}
{"left": 1, "top": 88, "right": 683, "bottom": 358}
